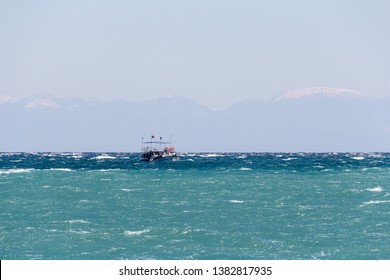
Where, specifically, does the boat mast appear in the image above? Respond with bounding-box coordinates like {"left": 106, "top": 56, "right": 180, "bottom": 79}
{"left": 150, "top": 135, "right": 154, "bottom": 150}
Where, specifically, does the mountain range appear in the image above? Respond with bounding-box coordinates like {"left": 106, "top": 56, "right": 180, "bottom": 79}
{"left": 1, "top": 88, "right": 390, "bottom": 152}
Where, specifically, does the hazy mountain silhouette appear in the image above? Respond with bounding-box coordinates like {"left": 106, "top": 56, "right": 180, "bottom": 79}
{"left": 1, "top": 91, "right": 390, "bottom": 152}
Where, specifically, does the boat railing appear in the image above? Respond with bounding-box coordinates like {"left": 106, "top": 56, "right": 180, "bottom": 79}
{"left": 141, "top": 136, "right": 175, "bottom": 154}
{"left": 142, "top": 146, "right": 175, "bottom": 153}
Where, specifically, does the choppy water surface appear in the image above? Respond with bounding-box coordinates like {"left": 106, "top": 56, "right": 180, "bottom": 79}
{"left": 1, "top": 152, "right": 389, "bottom": 259}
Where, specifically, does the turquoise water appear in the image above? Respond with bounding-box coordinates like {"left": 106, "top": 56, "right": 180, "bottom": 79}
{"left": 1, "top": 152, "right": 389, "bottom": 259}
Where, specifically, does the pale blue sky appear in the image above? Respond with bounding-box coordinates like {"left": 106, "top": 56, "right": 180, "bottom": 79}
{"left": 1, "top": 0, "right": 390, "bottom": 109}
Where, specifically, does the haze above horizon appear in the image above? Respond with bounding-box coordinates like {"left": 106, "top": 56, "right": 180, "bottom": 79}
{"left": 1, "top": 0, "right": 390, "bottom": 110}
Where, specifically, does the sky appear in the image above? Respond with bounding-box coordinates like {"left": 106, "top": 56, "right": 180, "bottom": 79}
{"left": 1, "top": 0, "right": 390, "bottom": 110}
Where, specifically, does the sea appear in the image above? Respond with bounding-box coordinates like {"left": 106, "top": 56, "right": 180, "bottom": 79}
{"left": 1, "top": 152, "right": 389, "bottom": 260}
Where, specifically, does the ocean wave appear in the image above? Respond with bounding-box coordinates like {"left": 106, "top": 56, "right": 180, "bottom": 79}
{"left": 321, "top": 169, "right": 334, "bottom": 172}
{"left": 49, "top": 168, "right": 73, "bottom": 172}
{"left": 120, "top": 188, "right": 142, "bottom": 192}
{"left": 65, "top": 219, "right": 91, "bottom": 224}
{"left": 125, "top": 229, "right": 150, "bottom": 236}
{"left": 282, "top": 157, "right": 297, "bottom": 161}
{"left": 367, "top": 187, "right": 383, "bottom": 192}
{"left": 362, "top": 200, "right": 390, "bottom": 206}
{"left": 69, "top": 229, "right": 90, "bottom": 235}
{"left": 71, "top": 154, "right": 83, "bottom": 159}
{"left": 90, "top": 169, "right": 121, "bottom": 172}
{"left": 199, "top": 153, "right": 224, "bottom": 158}
{"left": 228, "top": 200, "right": 245, "bottom": 203}
{"left": 367, "top": 153, "right": 385, "bottom": 158}
{"left": 182, "top": 228, "right": 208, "bottom": 235}
{"left": 0, "top": 168, "right": 34, "bottom": 175}
{"left": 60, "top": 152, "right": 81, "bottom": 157}
{"left": 92, "top": 154, "right": 116, "bottom": 160}
{"left": 46, "top": 229, "right": 60, "bottom": 232}
{"left": 182, "top": 153, "right": 197, "bottom": 157}
{"left": 352, "top": 156, "right": 365, "bottom": 160}
{"left": 239, "top": 167, "right": 252, "bottom": 171}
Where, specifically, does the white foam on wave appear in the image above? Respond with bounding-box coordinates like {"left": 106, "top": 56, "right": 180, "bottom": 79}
{"left": 49, "top": 168, "right": 73, "bottom": 172}
{"left": 200, "top": 153, "right": 224, "bottom": 158}
{"left": 65, "top": 219, "right": 91, "bottom": 224}
{"left": 92, "top": 169, "right": 110, "bottom": 172}
{"left": 229, "top": 200, "right": 245, "bottom": 204}
{"left": 239, "top": 167, "right": 252, "bottom": 171}
{"left": 362, "top": 200, "right": 390, "bottom": 206}
{"left": 125, "top": 229, "right": 150, "bottom": 236}
{"left": 61, "top": 152, "right": 82, "bottom": 157}
{"left": 120, "top": 188, "right": 141, "bottom": 192}
{"left": 183, "top": 153, "right": 197, "bottom": 157}
{"left": 368, "top": 153, "right": 384, "bottom": 158}
{"left": 321, "top": 169, "right": 334, "bottom": 172}
{"left": 282, "top": 157, "right": 296, "bottom": 161}
{"left": 367, "top": 187, "right": 383, "bottom": 192}
{"left": 0, "top": 168, "right": 34, "bottom": 175}
{"left": 69, "top": 229, "right": 90, "bottom": 235}
{"left": 236, "top": 167, "right": 252, "bottom": 171}
{"left": 92, "top": 154, "right": 116, "bottom": 160}
{"left": 182, "top": 228, "right": 207, "bottom": 235}
{"left": 352, "top": 156, "right": 365, "bottom": 160}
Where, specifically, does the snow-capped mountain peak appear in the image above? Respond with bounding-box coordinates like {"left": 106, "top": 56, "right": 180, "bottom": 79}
{"left": 273, "top": 87, "right": 362, "bottom": 102}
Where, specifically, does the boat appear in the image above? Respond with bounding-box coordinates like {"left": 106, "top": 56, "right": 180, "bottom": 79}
{"left": 140, "top": 135, "right": 177, "bottom": 162}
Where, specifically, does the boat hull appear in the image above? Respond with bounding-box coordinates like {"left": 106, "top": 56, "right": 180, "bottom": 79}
{"left": 141, "top": 151, "right": 177, "bottom": 162}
